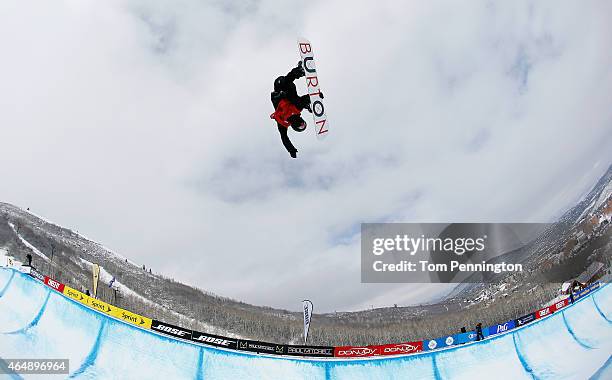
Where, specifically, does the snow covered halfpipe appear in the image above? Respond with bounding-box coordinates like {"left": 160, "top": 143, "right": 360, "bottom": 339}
{"left": 0, "top": 268, "right": 610, "bottom": 379}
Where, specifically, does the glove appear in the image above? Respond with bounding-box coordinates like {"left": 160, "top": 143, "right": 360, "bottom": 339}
{"left": 298, "top": 95, "right": 311, "bottom": 111}
{"left": 290, "top": 62, "right": 305, "bottom": 79}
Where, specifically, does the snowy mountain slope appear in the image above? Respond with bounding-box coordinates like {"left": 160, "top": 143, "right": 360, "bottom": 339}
{"left": 560, "top": 164, "right": 612, "bottom": 224}
{"left": 445, "top": 164, "right": 612, "bottom": 302}
{"left": 8, "top": 221, "right": 50, "bottom": 262}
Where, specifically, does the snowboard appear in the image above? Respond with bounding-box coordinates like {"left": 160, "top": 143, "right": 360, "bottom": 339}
{"left": 297, "top": 38, "right": 329, "bottom": 138}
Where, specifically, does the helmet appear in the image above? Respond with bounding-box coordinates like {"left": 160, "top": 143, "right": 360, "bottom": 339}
{"left": 274, "top": 76, "right": 285, "bottom": 92}
{"left": 289, "top": 115, "right": 306, "bottom": 132}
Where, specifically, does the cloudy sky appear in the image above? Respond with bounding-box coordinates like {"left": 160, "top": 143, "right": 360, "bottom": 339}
{"left": 1, "top": 0, "right": 611, "bottom": 312}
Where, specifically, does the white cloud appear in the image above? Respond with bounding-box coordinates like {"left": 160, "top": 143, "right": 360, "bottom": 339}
{"left": 1, "top": 0, "right": 610, "bottom": 312}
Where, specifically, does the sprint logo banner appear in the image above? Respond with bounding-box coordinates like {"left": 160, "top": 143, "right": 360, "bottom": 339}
{"left": 63, "top": 285, "right": 151, "bottom": 328}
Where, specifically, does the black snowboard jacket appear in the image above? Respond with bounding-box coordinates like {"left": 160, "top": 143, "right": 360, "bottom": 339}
{"left": 271, "top": 67, "right": 310, "bottom": 111}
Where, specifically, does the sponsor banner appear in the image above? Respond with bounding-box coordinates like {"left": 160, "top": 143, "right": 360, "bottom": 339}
{"left": 302, "top": 300, "right": 313, "bottom": 344}
{"left": 6, "top": 256, "right": 16, "bottom": 268}
{"left": 515, "top": 312, "right": 536, "bottom": 327}
{"left": 576, "top": 289, "right": 588, "bottom": 299}
{"left": 378, "top": 342, "right": 422, "bottom": 356}
{"left": 576, "top": 282, "right": 601, "bottom": 300}
{"left": 29, "top": 268, "right": 45, "bottom": 283}
{"left": 334, "top": 341, "right": 422, "bottom": 358}
{"left": 535, "top": 306, "right": 552, "bottom": 319}
{"left": 488, "top": 320, "right": 515, "bottom": 336}
{"left": 482, "top": 328, "right": 490, "bottom": 338}
{"left": 424, "top": 336, "right": 457, "bottom": 351}
{"left": 453, "top": 331, "right": 478, "bottom": 345}
{"left": 552, "top": 299, "right": 568, "bottom": 312}
{"left": 285, "top": 345, "right": 334, "bottom": 358}
{"left": 44, "top": 276, "right": 65, "bottom": 293}
{"left": 64, "top": 285, "right": 151, "bottom": 328}
{"left": 443, "top": 335, "right": 457, "bottom": 347}
{"left": 17, "top": 266, "right": 31, "bottom": 274}
{"left": 63, "top": 285, "right": 88, "bottom": 305}
{"left": 191, "top": 331, "right": 238, "bottom": 350}
{"left": 151, "top": 320, "right": 193, "bottom": 340}
{"left": 89, "top": 298, "right": 114, "bottom": 315}
{"left": 110, "top": 307, "right": 152, "bottom": 329}
{"left": 424, "top": 338, "right": 444, "bottom": 351}
{"left": 238, "top": 339, "right": 286, "bottom": 355}
{"left": 334, "top": 345, "right": 380, "bottom": 358}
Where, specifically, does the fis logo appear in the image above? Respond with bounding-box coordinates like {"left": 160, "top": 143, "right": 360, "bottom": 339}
{"left": 428, "top": 340, "right": 437, "bottom": 350}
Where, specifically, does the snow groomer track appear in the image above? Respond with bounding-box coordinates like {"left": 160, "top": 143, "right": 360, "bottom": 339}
{"left": 0, "top": 268, "right": 610, "bottom": 379}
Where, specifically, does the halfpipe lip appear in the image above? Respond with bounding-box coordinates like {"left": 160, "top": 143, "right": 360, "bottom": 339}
{"left": 0, "top": 267, "right": 606, "bottom": 363}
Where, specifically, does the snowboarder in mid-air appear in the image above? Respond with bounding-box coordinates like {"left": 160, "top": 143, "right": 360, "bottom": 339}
{"left": 270, "top": 62, "right": 321, "bottom": 158}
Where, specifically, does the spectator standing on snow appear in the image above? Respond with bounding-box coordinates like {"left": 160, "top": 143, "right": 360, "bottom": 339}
{"left": 475, "top": 323, "right": 484, "bottom": 341}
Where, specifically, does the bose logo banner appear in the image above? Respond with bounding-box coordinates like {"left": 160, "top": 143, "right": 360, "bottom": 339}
{"left": 191, "top": 333, "right": 237, "bottom": 349}
{"left": 151, "top": 320, "right": 192, "bottom": 339}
